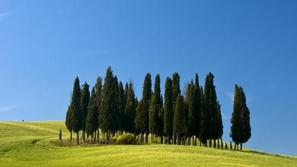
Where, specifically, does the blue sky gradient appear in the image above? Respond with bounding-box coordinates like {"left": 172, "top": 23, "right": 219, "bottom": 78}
{"left": 0, "top": 0, "right": 297, "bottom": 155}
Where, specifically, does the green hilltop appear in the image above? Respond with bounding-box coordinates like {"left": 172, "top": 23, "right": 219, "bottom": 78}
{"left": 0, "top": 121, "right": 296, "bottom": 167}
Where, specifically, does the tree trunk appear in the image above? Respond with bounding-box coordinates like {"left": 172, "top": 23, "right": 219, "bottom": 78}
{"left": 161, "top": 136, "right": 163, "bottom": 144}
{"left": 76, "top": 132, "right": 79, "bottom": 145}
{"left": 240, "top": 143, "right": 242, "bottom": 150}
{"left": 83, "top": 131, "right": 85, "bottom": 143}
{"left": 97, "top": 129, "right": 100, "bottom": 144}
{"left": 70, "top": 131, "right": 72, "bottom": 141}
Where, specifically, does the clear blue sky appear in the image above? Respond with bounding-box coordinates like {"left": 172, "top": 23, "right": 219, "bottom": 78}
{"left": 0, "top": 0, "right": 297, "bottom": 155}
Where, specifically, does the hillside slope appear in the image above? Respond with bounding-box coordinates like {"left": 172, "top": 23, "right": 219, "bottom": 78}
{"left": 0, "top": 121, "right": 296, "bottom": 167}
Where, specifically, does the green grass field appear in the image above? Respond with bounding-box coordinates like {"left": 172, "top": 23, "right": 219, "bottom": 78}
{"left": 0, "top": 121, "right": 296, "bottom": 167}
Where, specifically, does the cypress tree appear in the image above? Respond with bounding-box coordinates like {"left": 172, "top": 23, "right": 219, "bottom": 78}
{"left": 136, "top": 73, "right": 152, "bottom": 143}
{"left": 173, "top": 95, "right": 186, "bottom": 145}
{"left": 199, "top": 85, "right": 208, "bottom": 145}
{"left": 193, "top": 74, "right": 201, "bottom": 138}
{"left": 118, "top": 81, "right": 126, "bottom": 132}
{"left": 80, "top": 82, "right": 90, "bottom": 142}
{"left": 149, "top": 75, "right": 162, "bottom": 140}
{"left": 65, "top": 105, "right": 73, "bottom": 141}
{"left": 231, "top": 86, "right": 251, "bottom": 150}
{"left": 186, "top": 81, "right": 195, "bottom": 139}
{"left": 163, "top": 77, "right": 173, "bottom": 144}
{"left": 172, "top": 73, "right": 181, "bottom": 106}
{"left": 100, "top": 67, "right": 119, "bottom": 142}
{"left": 214, "top": 102, "right": 223, "bottom": 146}
{"left": 85, "top": 87, "right": 98, "bottom": 141}
{"left": 231, "top": 85, "right": 241, "bottom": 148}
{"left": 135, "top": 100, "right": 145, "bottom": 142}
{"left": 124, "top": 82, "right": 137, "bottom": 133}
{"left": 70, "top": 77, "right": 82, "bottom": 145}
{"left": 202, "top": 73, "right": 219, "bottom": 147}
{"left": 94, "top": 77, "right": 102, "bottom": 142}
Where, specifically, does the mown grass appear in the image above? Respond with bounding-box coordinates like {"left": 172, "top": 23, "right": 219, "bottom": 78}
{"left": 0, "top": 121, "right": 296, "bottom": 167}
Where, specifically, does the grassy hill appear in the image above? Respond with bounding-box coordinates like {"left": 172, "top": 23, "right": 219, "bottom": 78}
{"left": 0, "top": 121, "right": 296, "bottom": 167}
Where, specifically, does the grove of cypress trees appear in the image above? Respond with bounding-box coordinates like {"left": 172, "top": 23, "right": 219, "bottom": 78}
{"left": 70, "top": 77, "right": 82, "bottom": 145}
{"left": 173, "top": 95, "right": 186, "bottom": 145}
{"left": 163, "top": 77, "right": 173, "bottom": 144}
{"left": 80, "top": 82, "right": 90, "bottom": 142}
{"left": 85, "top": 87, "right": 98, "bottom": 141}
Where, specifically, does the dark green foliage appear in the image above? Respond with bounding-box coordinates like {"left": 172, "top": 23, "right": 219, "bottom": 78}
{"left": 199, "top": 86, "right": 208, "bottom": 144}
{"left": 135, "top": 100, "right": 145, "bottom": 134}
{"left": 80, "top": 82, "right": 90, "bottom": 141}
{"left": 124, "top": 82, "right": 137, "bottom": 133}
{"left": 94, "top": 77, "right": 102, "bottom": 130}
{"left": 135, "top": 73, "right": 152, "bottom": 137}
{"left": 149, "top": 75, "right": 162, "bottom": 136}
{"left": 85, "top": 88, "right": 99, "bottom": 137}
{"left": 100, "top": 67, "right": 119, "bottom": 135}
{"left": 193, "top": 74, "right": 201, "bottom": 137}
{"left": 172, "top": 73, "right": 181, "bottom": 106}
{"left": 118, "top": 81, "right": 126, "bottom": 132}
{"left": 214, "top": 102, "right": 223, "bottom": 139}
{"left": 65, "top": 105, "right": 72, "bottom": 139}
{"left": 231, "top": 85, "right": 241, "bottom": 144}
{"left": 70, "top": 77, "right": 82, "bottom": 144}
{"left": 186, "top": 78, "right": 201, "bottom": 138}
{"left": 173, "top": 95, "right": 186, "bottom": 143}
{"left": 163, "top": 78, "right": 173, "bottom": 139}
{"left": 231, "top": 85, "right": 251, "bottom": 147}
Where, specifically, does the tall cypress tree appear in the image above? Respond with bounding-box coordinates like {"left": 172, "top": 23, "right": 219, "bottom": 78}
{"left": 135, "top": 73, "right": 152, "bottom": 143}
{"left": 214, "top": 102, "right": 223, "bottom": 147}
{"left": 240, "top": 86, "right": 251, "bottom": 150}
{"left": 173, "top": 95, "right": 186, "bottom": 144}
{"left": 186, "top": 81, "right": 195, "bottom": 139}
{"left": 118, "top": 81, "right": 126, "bottom": 132}
{"left": 231, "top": 85, "right": 251, "bottom": 150}
{"left": 199, "top": 85, "right": 208, "bottom": 145}
{"left": 94, "top": 77, "right": 102, "bottom": 142}
{"left": 172, "top": 73, "right": 181, "bottom": 106}
{"left": 193, "top": 74, "right": 201, "bottom": 138}
{"left": 65, "top": 105, "right": 73, "bottom": 141}
{"left": 100, "top": 67, "right": 119, "bottom": 141}
{"left": 202, "top": 73, "right": 219, "bottom": 147}
{"left": 70, "top": 77, "right": 82, "bottom": 144}
{"left": 231, "top": 85, "right": 241, "bottom": 147}
{"left": 124, "top": 82, "right": 137, "bottom": 133}
{"left": 85, "top": 87, "right": 98, "bottom": 141}
{"left": 80, "top": 82, "right": 90, "bottom": 142}
{"left": 149, "top": 75, "right": 162, "bottom": 139}
{"left": 163, "top": 77, "right": 173, "bottom": 144}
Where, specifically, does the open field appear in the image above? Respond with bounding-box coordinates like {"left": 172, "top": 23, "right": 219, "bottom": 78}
{"left": 0, "top": 121, "right": 296, "bottom": 167}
